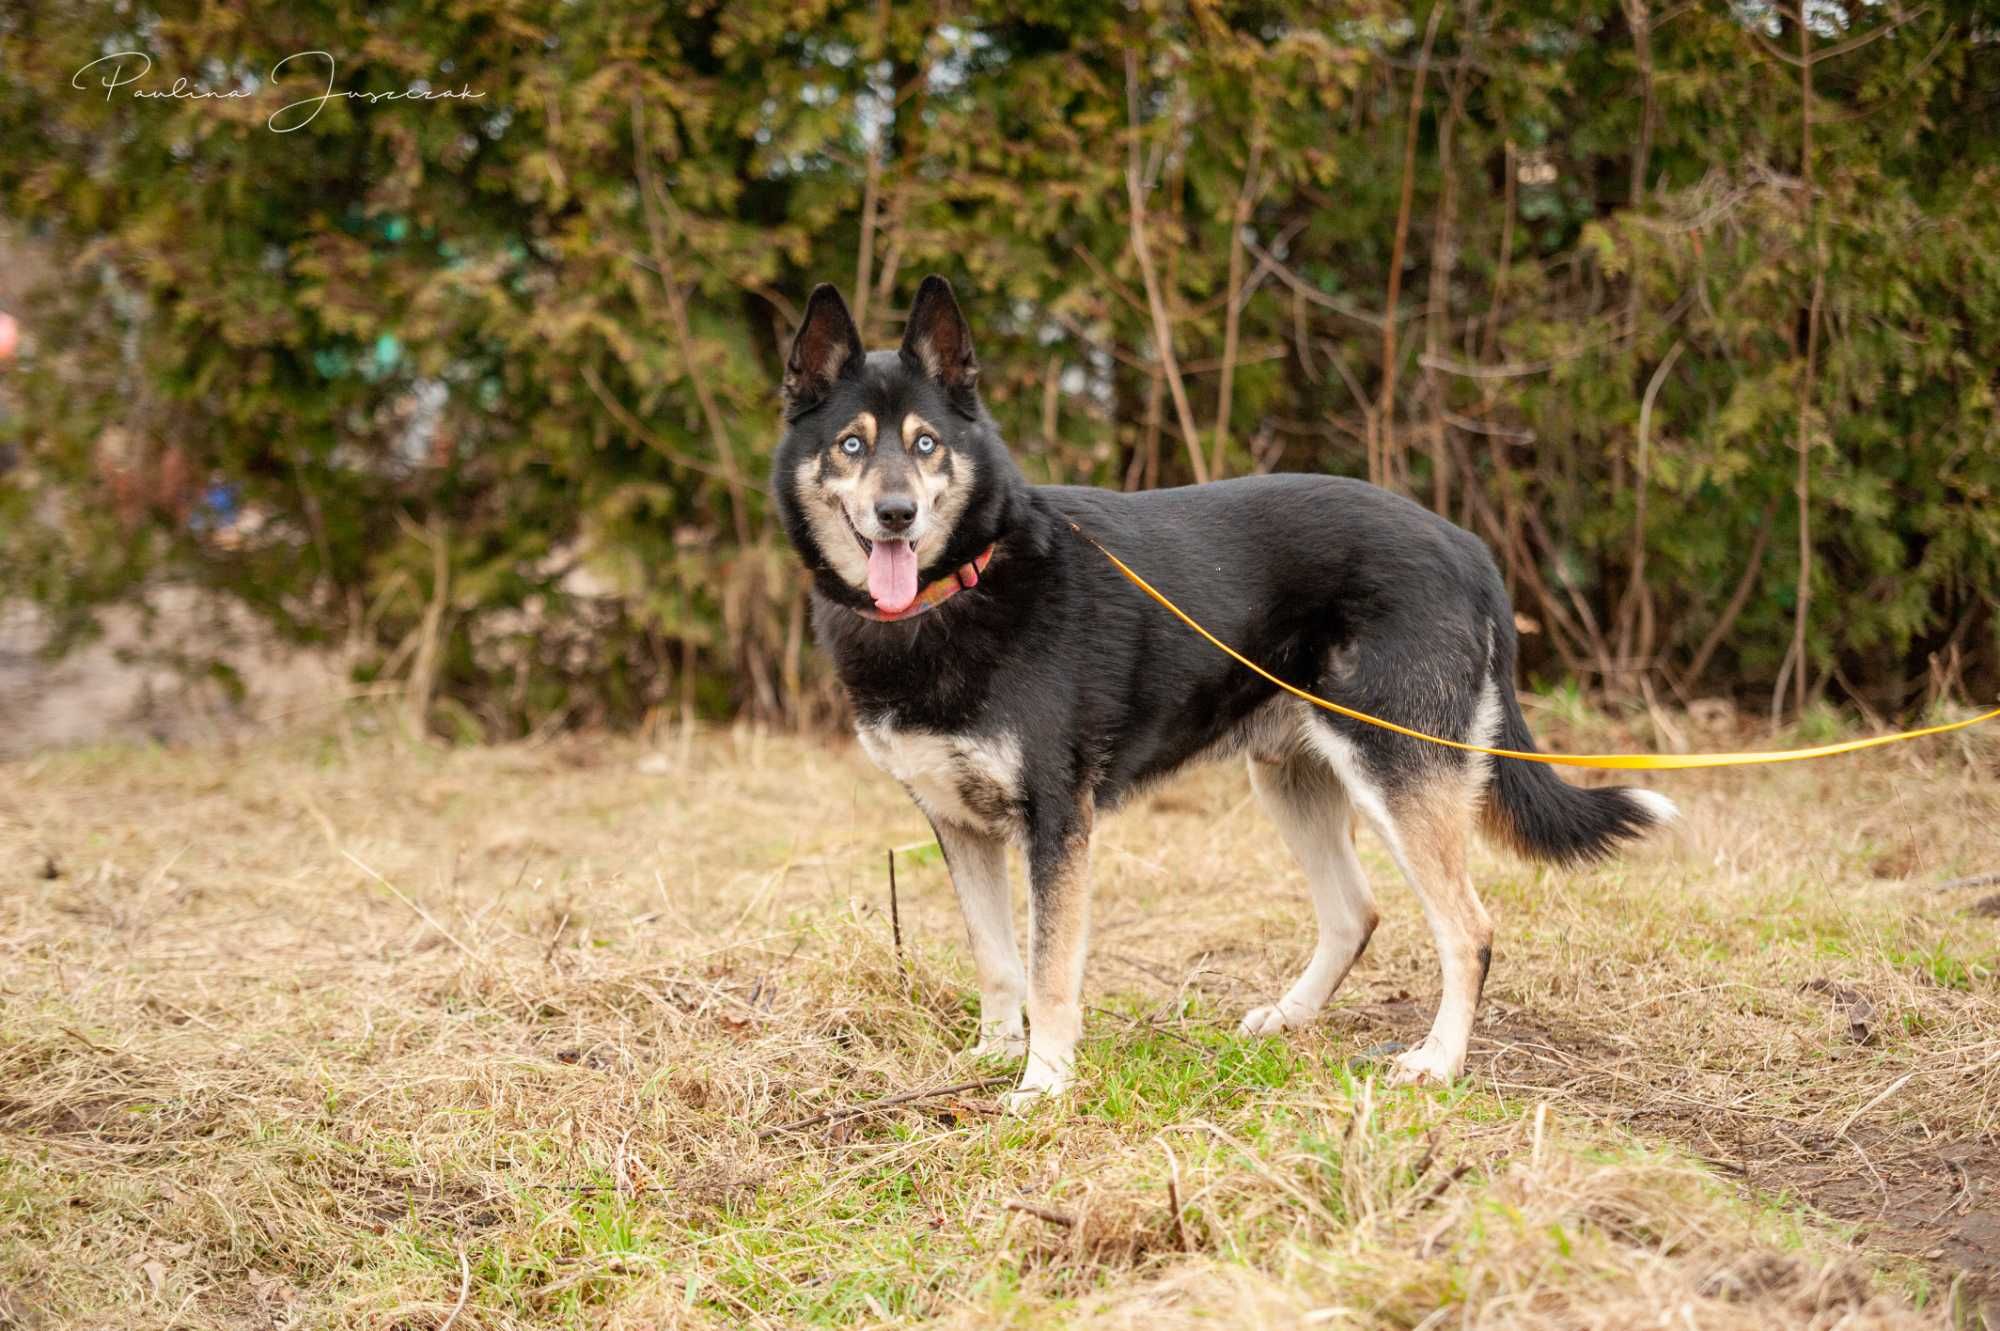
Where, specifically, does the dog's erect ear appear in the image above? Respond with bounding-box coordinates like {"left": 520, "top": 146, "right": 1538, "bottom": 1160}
{"left": 898, "top": 275, "right": 978, "bottom": 396}
{"left": 783, "top": 284, "right": 864, "bottom": 414}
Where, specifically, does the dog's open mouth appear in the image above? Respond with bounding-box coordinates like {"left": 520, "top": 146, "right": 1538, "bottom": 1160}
{"left": 844, "top": 510, "right": 919, "bottom": 614}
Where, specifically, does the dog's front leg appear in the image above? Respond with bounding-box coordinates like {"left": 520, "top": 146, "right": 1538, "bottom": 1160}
{"left": 1007, "top": 796, "right": 1094, "bottom": 1111}
{"left": 930, "top": 819, "right": 1026, "bottom": 1058}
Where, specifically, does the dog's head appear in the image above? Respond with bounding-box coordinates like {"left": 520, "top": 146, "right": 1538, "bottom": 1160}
{"left": 772, "top": 276, "right": 1016, "bottom": 616}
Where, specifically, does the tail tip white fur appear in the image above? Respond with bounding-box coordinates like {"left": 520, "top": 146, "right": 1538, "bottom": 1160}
{"left": 1626, "top": 788, "right": 1680, "bottom": 826}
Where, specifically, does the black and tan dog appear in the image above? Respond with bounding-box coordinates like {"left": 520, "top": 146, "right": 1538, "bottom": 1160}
{"left": 772, "top": 276, "right": 1676, "bottom": 1107}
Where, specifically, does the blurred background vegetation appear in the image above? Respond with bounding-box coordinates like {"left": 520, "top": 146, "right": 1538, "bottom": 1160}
{"left": 1, "top": 0, "right": 1995, "bottom": 739}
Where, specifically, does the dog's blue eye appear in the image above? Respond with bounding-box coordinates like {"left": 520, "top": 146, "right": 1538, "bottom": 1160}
{"left": 839, "top": 436, "right": 863, "bottom": 456}
{"left": 915, "top": 434, "right": 937, "bottom": 455}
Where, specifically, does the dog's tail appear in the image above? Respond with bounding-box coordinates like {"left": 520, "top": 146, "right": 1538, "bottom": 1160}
{"left": 1478, "top": 625, "right": 1677, "bottom": 866}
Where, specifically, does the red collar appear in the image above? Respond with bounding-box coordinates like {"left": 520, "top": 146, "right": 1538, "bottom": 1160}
{"left": 855, "top": 545, "right": 995, "bottom": 622}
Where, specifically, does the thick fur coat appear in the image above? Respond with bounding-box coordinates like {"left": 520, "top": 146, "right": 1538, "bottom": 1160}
{"left": 772, "top": 277, "right": 1674, "bottom": 1104}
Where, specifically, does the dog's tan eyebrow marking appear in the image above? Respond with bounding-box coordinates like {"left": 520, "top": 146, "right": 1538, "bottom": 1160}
{"left": 902, "top": 413, "right": 942, "bottom": 448}
{"left": 836, "top": 412, "right": 877, "bottom": 448}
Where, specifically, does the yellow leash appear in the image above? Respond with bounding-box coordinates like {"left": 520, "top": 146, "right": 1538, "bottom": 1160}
{"left": 1070, "top": 524, "right": 2000, "bottom": 771}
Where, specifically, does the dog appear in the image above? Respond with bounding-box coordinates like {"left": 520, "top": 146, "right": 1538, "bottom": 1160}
{"left": 772, "top": 275, "right": 1676, "bottom": 1107}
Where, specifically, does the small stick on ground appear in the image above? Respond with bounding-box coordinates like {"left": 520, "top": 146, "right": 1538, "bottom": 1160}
{"left": 1934, "top": 871, "right": 2000, "bottom": 892}
{"left": 614, "top": 1126, "right": 636, "bottom": 1201}
{"left": 1412, "top": 1162, "right": 1473, "bottom": 1212}
{"left": 1836, "top": 1071, "right": 1914, "bottom": 1139}
{"left": 60, "top": 1026, "right": 117, "bottom": 1056}
{"left": 1930, "top": 1156, "right": 1973, "bottom": 1224}
{"left": 1160, "top": 1139, "right": 1189, "bottom": 1251}
{"left": 439, "top": 1244, "right": 471, "bottom": 1331}
{"left": 1004, "top": 1198, "right": 1078, "bottom": 1228}
{"left": 542, "top": 909, "right": 571, "bottom": 966}
{"left": 887, "top": 848, "right": 903, "bottom": 963}
{"left": 756, "top": 1076, "right": 1008, "bottom": 1139}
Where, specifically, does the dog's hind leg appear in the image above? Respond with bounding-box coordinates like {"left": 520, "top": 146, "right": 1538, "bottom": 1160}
{"left": 1377, "top": 789, "right": 1491, "bottom": 1085}
{"left": 1238, "top": 753, "right": 1378, "bottom": 1036}
{"left": 932, "top": 820, "right": 1027, "bottom": 1059}
{"left": 1007, "top": 797, "right": 1094, "bottom": 1110}
{"left": 1305, "top": 727, "right": 1495, "bottom": 1086}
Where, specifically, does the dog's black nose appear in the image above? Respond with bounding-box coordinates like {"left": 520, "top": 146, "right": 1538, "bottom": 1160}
{"left": 874, "top": 496, "right": 917, "bottom": 533}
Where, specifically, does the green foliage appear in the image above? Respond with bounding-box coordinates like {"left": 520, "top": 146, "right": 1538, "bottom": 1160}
{"left": 1, "top": 0, "right": 1995, "bottom": 732}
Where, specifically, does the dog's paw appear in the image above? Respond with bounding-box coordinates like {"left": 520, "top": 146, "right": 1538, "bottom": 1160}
{"left": 1003, "top": 1055, "right": 1074, "bottom": 1113}
{"left": 964, "top": 1032, "right": 1028, "bottom": 1060}
{"left": 1000, "top": 1085, "right": 1059, "bottom": 1116}
{"left": 1386, "top": 1039, "right": 1463, "bottom": 1087}
{"left": 1237, "top": 1003, "right": 1309, "bottom": 1037}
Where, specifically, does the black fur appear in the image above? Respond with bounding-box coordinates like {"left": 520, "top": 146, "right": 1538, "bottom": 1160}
{"left": 1483, "top": 682, "right": 1670, "bottom": 865}
{"left": 772, "top": 280, "right": 1669, "bottom": 871}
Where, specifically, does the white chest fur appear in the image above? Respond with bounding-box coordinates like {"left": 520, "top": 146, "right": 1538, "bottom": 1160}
{"left": 857, "top": 724, "right": 1024, "bottom": 834}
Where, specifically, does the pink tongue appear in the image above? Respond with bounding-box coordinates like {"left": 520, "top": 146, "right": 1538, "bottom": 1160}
{"left": 867, "top": 539, "right": 919, "bottom": 613}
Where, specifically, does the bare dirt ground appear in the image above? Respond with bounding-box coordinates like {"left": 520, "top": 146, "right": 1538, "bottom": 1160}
{"left": 1, "top": 705, "right": 1996, "bottom": 1328}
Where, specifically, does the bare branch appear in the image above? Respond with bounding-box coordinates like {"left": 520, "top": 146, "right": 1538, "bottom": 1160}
{"left": 853, "top": 141, "right": 882, "bottom": 336}
{"left": 1243, "top": 234, "right": 1389, "bottom": 331}
{"left": 1376, "top": 1, "right": 1445, "bottom": 488}
{"left": 1424, "top": 288, "right": 1694, "bottom": 379}
{"left": 631, "top": 90, "right": 754, "bottom": 547}
{"left": 1679, "top": 500, "right": 1778, "bottom": 693}
{"left": 1069, "top": 243, "right": 1152, "bottom": 322}
{"left": 1211, "top": 139, "right": 1265, "bottom": 479}
{"left": 1004, "top": 1199, "right": 1077, "bottom": 1228}
{"left": 580, "top": 364, "right": 734, "bottom": 482}
{"left": 1745, "top": 5, "right": 1930, "bottom": 68}
{"left": 1827, "top": 21, "right": 1956, "bottom": 124}
{"left": 1123, "top": 49, "right": 1210, "bottom": 484}
{"left": 1776, "top": 8, "right": 1832, "bottom": 721}
{"left": 1616, "top": 340, "right": 1686, "bottom": 675}
{"left": 1441, "top": 410, "right": 1533, "bottom": 442}
{"left": 756, "top": 1077, "right": 1009, "bottom": 1137}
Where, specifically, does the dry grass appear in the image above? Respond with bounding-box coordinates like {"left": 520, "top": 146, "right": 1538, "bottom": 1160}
{"left": 1, "top": 702, "right": 1997, "bottom": 1329}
